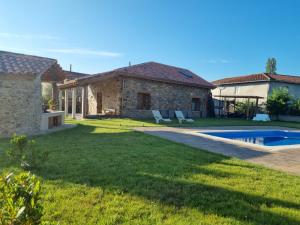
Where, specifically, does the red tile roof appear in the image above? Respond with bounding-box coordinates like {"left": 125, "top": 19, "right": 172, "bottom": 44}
{"left": 77, "top": 62, "right": 214, "bottom": 89}
{"left": 0, "top": 50, "right": 65, "bottom": 81}
{"left": 268, "top": 73, "right": 300, "bottom": 84}
{"left": 0, "top": 50, "right": 56, "bottom": 75}
{"left": 213, "top": 73, "right": 300, "bottom": 85}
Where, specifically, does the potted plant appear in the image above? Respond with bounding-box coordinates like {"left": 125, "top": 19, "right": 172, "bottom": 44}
{"left": 48, "top": 99, "right": 56, "bottom": 111}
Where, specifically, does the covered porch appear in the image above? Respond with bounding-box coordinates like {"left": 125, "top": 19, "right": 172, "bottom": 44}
{"left": 213, "top": 95, "right": 264, "bottom": 119}
{"left": 57, "top": 72, "right": 121, "bottom": 119}
{"left": 56, "top": 85, "right": 88, "bottom": 119}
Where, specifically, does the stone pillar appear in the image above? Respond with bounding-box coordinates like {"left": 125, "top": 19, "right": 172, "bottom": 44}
{"left": 72, "top": 88, "right": 77, "bottom": 119}
{"left": 81, "top": 86, "right": 87, "bottom": 119}
{"left": 58, "top": 90, "right": 62, "bottom": 111}
{"left": 64, "top": 89, "right": 69, "bottom": 116}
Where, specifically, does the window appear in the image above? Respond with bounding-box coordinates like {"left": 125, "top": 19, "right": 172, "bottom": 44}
{"left": 179, "top": 70, "right": 193, "bottom": 78}
{"left": 192, "top": 98, "right": 201, "bottom": 111}
{"left": 137, "top": 93, "right": 151, "bottom": 110}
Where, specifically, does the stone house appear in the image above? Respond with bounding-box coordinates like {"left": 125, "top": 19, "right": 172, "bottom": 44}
{"left": 58, "top": 62, "right": 215, "bottom": 119}
{"left": 0, "top": 51, "right": 65, "bottom": 137}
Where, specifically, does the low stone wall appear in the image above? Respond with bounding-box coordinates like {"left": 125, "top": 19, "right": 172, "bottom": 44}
{"left": 0, "top": 74, "right": 42, "bottom": 137}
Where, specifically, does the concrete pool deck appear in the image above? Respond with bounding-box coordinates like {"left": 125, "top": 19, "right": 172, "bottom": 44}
{"left": 135, "top": 126, "right": 300, "bottom": 176}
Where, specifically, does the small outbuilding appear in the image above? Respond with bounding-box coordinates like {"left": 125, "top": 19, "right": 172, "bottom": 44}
{"left": 0, "top": 51, "right": 65, "bottom": 137}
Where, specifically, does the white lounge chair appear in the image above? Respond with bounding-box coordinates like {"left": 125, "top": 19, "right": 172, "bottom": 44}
{"left": 253, "top": 113, "right": 271, "bottom": 122}
{"left": 175, "top": 110, "right": 194, "bottom": 123}
{"left": 152, "top": 110, "right": 172, "bottom": 124}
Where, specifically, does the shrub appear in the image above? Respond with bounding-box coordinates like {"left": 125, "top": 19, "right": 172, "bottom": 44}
{"left": 6, "top": 134, "right": 49, "bottom": 170}
{"left": 266, "top": 87, "right": 291, "bottom": 117}
{"left": 234, "top": 101, "right": 256, "bottom": 118}
{"left": 289, "top": 98, "right": 300, "bottom": 116}
{"left": 0, "top": 172, "right": 43, "bottom": 225}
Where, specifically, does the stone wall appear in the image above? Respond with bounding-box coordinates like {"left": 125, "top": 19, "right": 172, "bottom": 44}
{"left": 87, "top": 77, "right": 122, "bottom": 115}
{"left": 0, "top": 74, "right": 42, "bottom": 137}
{"left": 121, "top": 77, "right": 210, "bottom": 118}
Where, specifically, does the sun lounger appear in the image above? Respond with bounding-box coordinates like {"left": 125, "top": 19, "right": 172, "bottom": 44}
{"left": 252, "top": 113, "right": 271, "bottom": 121}
{"left": 152, "top": 110, "right": 172, "bottom": 123}
{"left": 175, "top": 110, "right": 194, "bottom": 123}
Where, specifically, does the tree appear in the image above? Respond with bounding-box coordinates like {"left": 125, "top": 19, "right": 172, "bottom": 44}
{"left": 266, "top": 57, "right": 277, "bottom": 74}
{"left": 266, "top": 87, "right": 290, "bottom": 117}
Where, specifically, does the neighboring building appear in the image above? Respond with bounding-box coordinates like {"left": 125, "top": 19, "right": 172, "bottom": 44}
{"left": 58, "top": 62, "right": 215, "bottom": 118}
{"left": 212, "top": 73, "right": 300, "bottom": 104}
{"left": 0, "top": 51, "right": 65, "bottom": 137}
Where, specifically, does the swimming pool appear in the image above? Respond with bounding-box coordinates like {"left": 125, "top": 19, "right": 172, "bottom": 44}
{"left": 202, "top": 130, "right": 300, "bottom": 146}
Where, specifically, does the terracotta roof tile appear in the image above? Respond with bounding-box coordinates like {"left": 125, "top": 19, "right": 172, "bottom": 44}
{"left": 92, "top": 62, "right": 215, "bottom": 89}
{"left": 213, "top": 73, "right": 300, "bottom": 85}
{"left": 268, "top": 73, "right": 300, "bottom": 84}
{"left": 0, "top": 50, "right": 57, "bottom": 75}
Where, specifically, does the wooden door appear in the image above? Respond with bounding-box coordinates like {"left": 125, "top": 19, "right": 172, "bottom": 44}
{"left": 97, "top": 92, "right": 102, "bottom": 114}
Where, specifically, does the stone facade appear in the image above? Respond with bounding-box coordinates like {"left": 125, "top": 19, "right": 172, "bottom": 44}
{"left": 87, "top": 77, "right": 122, "bottom": 115}
{"left": 85, "top": 76, "right": 210, "bottom": 118}
{"left": 0, "top": 74, "right": 42, "bottom": 137}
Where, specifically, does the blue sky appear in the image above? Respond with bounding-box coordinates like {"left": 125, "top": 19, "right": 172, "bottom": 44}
{"left": 0, "top": 0, "right": 299, "bottom": 81}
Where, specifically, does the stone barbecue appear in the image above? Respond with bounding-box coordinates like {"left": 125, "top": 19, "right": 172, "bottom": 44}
{"left": 0, "top": 51, "right": 65, "bottom": 137}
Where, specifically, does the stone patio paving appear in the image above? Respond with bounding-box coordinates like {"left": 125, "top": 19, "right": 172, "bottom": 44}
{"left": 135, "top": 126, "right": 300, "bottom": 176}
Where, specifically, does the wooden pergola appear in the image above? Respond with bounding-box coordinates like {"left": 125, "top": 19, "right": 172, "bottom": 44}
{"left": 213, "top": 95, "right": 264, "bottom": 119}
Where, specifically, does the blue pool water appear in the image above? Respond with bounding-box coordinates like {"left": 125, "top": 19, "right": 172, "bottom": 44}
{"left": 202, "top": 130, "right": 300, "bottom": 146}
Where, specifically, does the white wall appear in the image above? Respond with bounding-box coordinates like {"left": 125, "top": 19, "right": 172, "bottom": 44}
{"left": 212, "top": 82, "right": 270, "bottom": 104}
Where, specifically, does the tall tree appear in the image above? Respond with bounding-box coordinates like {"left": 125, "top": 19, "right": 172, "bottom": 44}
{"left": 266, "top": 57, "right": 277, "bottom": 74}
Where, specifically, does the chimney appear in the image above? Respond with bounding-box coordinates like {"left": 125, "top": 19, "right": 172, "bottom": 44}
{"left": 69, "top": 64, "right": 72, "bottom": 72}
{"left": 129, "top": 61, "right": 131, "bottom": 66}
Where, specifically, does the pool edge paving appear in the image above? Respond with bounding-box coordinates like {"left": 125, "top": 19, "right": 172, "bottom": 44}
{"left": 135, "top": 126, "right": 300, "bottom": 176}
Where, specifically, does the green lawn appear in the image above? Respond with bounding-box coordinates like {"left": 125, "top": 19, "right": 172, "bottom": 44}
{"left": 70, "top": 117, "right": 300, "bottom": 129}
{"left": 0, "top": 118, "right": 300, "bottom": 225}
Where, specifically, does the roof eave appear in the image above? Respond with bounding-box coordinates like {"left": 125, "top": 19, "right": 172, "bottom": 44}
{"left": 213, "top": 79, "right": 270, "bottom": 86}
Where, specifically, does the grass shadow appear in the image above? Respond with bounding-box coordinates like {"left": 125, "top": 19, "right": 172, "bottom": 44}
{"left": 1, "top": 123, "right": 300, "bottom": 224}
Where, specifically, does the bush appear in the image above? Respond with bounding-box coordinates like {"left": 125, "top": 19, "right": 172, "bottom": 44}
{"left": 289, "top": 98, "right": 300, "bottom": 116}
{"left": 6, "top": 134, "right": 49, "bottom": 170}
{"left": 0, "top": 172, "right": 43, "bottom": 225}
{"left": 266, "top": 87, "right": 291, "bottom": 117}
{"left": 234, "top": 101, "right": 256, "bottom": 118}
